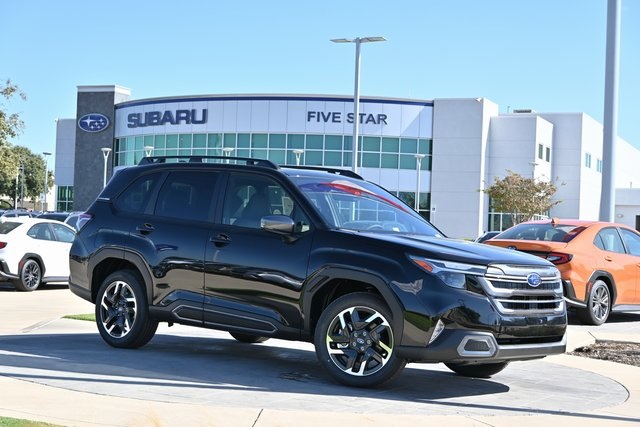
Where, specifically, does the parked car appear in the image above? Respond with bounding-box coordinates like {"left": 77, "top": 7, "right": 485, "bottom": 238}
{"left": 64, "top": 211, "right": 85, "bottom": 230}
{"left": 38, "top": 212, "right": 71, "bottom": 222}
{"left": 1, "top": 209, "right": 34, "bottom": 218}
{"left": 475, "top": 231, "right": 501, "bottom": 243}
{"left": 485, "top": 218, "right": 640, "bottom": 325}
{"left": 69, "top": 156, "right": 566, "bottom": 387}
{"left": 0, "top": 217, "right": 76, "bottom": 291}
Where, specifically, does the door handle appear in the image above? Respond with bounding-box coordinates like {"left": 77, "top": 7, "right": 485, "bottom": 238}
{"left": 604, "top": 256, "right": 613, "bottom": 262}
{"left": 210, "top": 233, "right": 231, "bottom": 246}
{"left": 136, "top": 223, "right": 155, "bottom": 235}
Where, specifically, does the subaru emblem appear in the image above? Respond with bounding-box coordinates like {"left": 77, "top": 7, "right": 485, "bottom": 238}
{"left": 527, "top": 273, "right": 542, "bottom": 288}
{"left": 78, "top": 113, "right": 109, "bottom": 133}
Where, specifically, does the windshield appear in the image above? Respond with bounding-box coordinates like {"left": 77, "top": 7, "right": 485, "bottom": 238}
{"left": 292, "top": 176, "right": 442, "bottom": 236}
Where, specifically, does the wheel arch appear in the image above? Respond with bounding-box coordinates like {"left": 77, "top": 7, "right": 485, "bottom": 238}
{"left": 303, "top": 267, "right": 404, "bottom": 341}
{"left": 586, "top": 270, "right": 617, "bottom": 305}
{"left": 88, "top": 248, "right": 154, "bottom": 303}
{"left": 20, "top": 253, "right": 45, "bottom": 276}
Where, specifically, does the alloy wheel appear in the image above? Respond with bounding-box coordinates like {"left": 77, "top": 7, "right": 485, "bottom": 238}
{"left": 324, "top": 305, "right": 394, "bottom": 377}
{"left": 590, "top": 285, "right": 610, "bottom": 323}
{"left": 99, "top": 280, "right": 138, "bottom": 338}
{"left": 22, "top": 260, "right": 41, "bottom": 290}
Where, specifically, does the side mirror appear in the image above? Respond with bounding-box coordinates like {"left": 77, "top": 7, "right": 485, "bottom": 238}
{"left": 260, "top": 215, "right": 296, "bottom": 234}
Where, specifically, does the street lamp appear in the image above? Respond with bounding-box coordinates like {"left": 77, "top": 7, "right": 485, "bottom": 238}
{"left": 292, "top": 149, "right": 304, "bottom": 166}
{"left": 42, "top": 151, "right": 51, "bottom": 211}
{"left": 331, "top": 36, "right": 386, "bottom": 174}
{"left": 144, "top": 145, "right": 154, "bottom": 157}
{"left": 101, "top": 148, "right": 112, "bottom": 188}
{"left": 222, "top": 147, "right": 234, "bottom": 164}
{"left": 414, "top": 154, "right": 426, "bottom": 211}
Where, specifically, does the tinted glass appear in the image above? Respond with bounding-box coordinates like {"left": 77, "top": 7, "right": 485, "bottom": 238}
{"left": 292, "top": 176, "right": 440, "bottom": 236}
{"left": 0, "top": 222, "right": 21, "bottom": 234}
{"left": 497, "top": 223, "right": 586, "bottom": 242}
{"left": 116, "top": 173, "right": 161, "bottom": 214}
{"left": 154, "top": 171, "right": 218, "bottom": 222}
{"left": 619, "top": 228, "right": 640, "bottom": 256}
{"left": 594, "top": 227, "right": 625, "bottom": 254}
{"left": 27, "top": 223, "right": 54, "bottom": 241}
{"left": 52, "top": 223, "right": 76, "bottom": 243}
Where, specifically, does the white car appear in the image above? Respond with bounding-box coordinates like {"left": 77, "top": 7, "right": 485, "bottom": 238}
{"left": 0, "top": 217, "right": 76, "bottom": 291}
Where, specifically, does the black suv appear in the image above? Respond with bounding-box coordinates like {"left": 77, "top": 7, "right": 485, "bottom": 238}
{"left": 69, "top": 156, "right": 567, "bottom": 387}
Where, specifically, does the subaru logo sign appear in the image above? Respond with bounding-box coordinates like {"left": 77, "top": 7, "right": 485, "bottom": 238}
{"left": 78, "top": 113, "right": 109, "bottom": 133}
{"left": 527, "top": 273, "right": 542, "bottom": 288}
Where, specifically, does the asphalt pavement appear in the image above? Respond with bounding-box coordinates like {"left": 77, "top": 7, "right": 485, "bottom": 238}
{"left": 0, "top": 284, "right": 639, "bottom": 426}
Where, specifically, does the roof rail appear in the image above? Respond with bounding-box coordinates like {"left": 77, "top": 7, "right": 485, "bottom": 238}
{"left": 138, "top": 155, "right": 278, "bottom": 169}
{"left": 283, "top": 165, "right": 363, "bottom": 180}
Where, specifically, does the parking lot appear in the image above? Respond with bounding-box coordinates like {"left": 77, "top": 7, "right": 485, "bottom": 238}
{"left": 0, "top": 284, "right": 639, "bottom": 426}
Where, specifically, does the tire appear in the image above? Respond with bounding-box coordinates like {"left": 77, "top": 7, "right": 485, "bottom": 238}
{"left": 314, "top": 293, "right": 406, "bottom": 387}
{"left": 95, "top": 270, "right": 158, "bottom": 348}
{"left": 229, "top": 332, "right": 270, "bottom": 344}
{"left": 445, "top": 361, "right": 509, "bottom": 378}
{"left": 579, "top": 279, "right": 611, "bottom": 326}
{"left": 13, "top": 259, "right": 42, "bottom": 292}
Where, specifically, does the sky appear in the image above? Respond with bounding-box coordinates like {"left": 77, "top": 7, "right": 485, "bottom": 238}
{"left": 2, "top": 0, "right": 639, "bottom": 163}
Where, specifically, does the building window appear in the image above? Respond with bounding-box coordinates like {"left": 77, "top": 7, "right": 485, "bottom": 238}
{"left": 538, "top": 144, "right": 543, "bottom": 160}
{"left": 596, "top": 158, "right": 603, "bottom": 173}
{"left": 56, "top": 186, "right": 74, "bottom": 211}
{"left": 585, "top": 152, "right": 592, "bottom": 168}
{"left": 545, "top": 147, "right": 551, "bottom": 162}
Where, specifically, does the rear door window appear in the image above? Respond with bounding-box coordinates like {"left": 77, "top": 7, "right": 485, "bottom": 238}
{"left": 116, "top": 173, "right": 162, "bottom": 214}
{"left": 619, "top": 228, "right": 640, "bottom": 256}
{"left": 594, "top": 228, "right": 626, "bottom": 254}
{"left": 154, "top": 171, "right": 218, "bottom": 222}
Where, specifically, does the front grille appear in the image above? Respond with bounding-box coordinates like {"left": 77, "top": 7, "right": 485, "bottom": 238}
{"left": 479, "top": 264, "right": 564, "bottom": 315}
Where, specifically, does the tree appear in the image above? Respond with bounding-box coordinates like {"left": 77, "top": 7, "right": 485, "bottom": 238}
{"left": 484, "top": 171, "right": 561, "bottom": 225}
{"left": 1, "top": 79, "right": 26, "bottom": 147}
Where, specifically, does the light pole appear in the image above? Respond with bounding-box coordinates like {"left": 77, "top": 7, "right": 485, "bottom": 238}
{"left": 222, "top": 147, "right": 234, "bottom": 163}
{"left": 42, "top": 151, "right": 51, "bottom": 211}
{"left": 143, "top": 145, "right": 154, "bottom": 157}
{"left": 101, "top": 148, "right": 112, "bottom": 188}
{"left": 414, "top": 154, "right": 426, "bottom": 212}
{"left": 331, "top": 36, "right": 386, "bottom": 174}
{"left": 293, "top": 149, "right": 304, "bottom": 166}
{"left": 20, "top": 162, "right": 25, "bottom": 209}
{"left": 14, "top": 167, "right": 19, "bottom": 209}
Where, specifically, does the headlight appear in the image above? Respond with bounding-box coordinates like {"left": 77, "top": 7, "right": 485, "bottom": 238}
{"left": 409, "top": 256, "right": 486, "bottom": 289}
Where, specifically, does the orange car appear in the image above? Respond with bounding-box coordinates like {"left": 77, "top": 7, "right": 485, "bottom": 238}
{"left": 485, "top": 218, "right": 640, "bottom": 325}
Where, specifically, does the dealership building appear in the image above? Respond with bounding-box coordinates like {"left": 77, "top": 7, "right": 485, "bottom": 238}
{"left": 54, "top": 85, "right": 640, "bottom": 239}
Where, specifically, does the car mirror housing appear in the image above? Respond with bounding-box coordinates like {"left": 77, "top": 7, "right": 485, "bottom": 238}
{"left": 260, "top": 215, "right": 296, "bottom": 234}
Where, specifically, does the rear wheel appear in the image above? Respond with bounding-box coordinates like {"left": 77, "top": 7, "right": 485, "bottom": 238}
{"left": 445, "top": 361, "right": 509, "bottom": 378}
{"left": 95, "top": 270, "right": 158, "bottom": 348}
{"left": 13, "top": 259, "right": 42, "bottom": 292}
{"left": 229, "top": 332, "right": 269, "bottom": 343}
{"left": 579, "top": 280, "right": 611, "bottom": 326}
{"left": 314, "top": 293, "right": 406, "bottom": 387}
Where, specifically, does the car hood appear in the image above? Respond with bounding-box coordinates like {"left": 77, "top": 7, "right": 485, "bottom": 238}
{"left": 351, "top": 231, "right": 554, "bottom": 267}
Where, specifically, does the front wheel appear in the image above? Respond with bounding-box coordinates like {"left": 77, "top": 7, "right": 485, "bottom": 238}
{"left": 445, "top": 361, "right": 509, "bottom": 378}
{"left": 579, "top": 280, "right": 611, "bottom": 326}
{"left": 314, "top": 293, "right": 406, "bottom": 387}
{"left": 95, "top": 270, "right": 158, "bottom": 348}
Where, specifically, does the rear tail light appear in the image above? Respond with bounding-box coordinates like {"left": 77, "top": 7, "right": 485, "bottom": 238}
{"left": 546, "top": 252, "right": 573, "bottom": 265}
{"left": 76, "top": 213, "right": 93, "bottom": 231}
{"left": 0, "top": 242, "right": 6, "bottom": 249}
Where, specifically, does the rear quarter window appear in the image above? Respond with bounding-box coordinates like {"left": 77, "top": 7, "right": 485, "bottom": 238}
{"left": 0, "top": 222, "right": 21, "bottom": 234}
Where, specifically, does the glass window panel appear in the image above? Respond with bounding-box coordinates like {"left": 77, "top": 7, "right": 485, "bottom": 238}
{"left": 134, "top": 151, "right": 144, "bottom": 165}
{"left": 236, "top": 149, "right": 250, "bottom": 158}
{"left": 419, "top": 139, "right": 432, "bottom": 155}
{"left": 179, "top": 134, "right": 192, "bottom": 149}
{"left": 400, "top": 138, "right": 417, "bottom": 154}
{"left": 287, "top": 150, "right": 304, "bottom": 165}
{"left": 306, "top": 151, "right": 323, "bottom": 165}
{"left": 538, "top": 144, "right": 543, "bottom": 159}
{"left": 545, "top": 147, "right": 551, "bottom": 162}
{"left": 268, "top": 150, "right": 286, "bottom": 164}
{"left": 399, "top": 154, "right": 416, "bottom": 169}
{"left": 382, "top": 137, "right": 399, "bottom": 153}
{"left": 224, "top": 133, "right": 237, "bottom": 148}
{"left": 193, "top": 148, "right": 206, "bottom": 156}
{"left": 135, "top": 136, "right": 143, "bottom": 151}
{"left": 144, "top": 135, "right": 154, "bottom": 150}
{"left": 423, "top": 156, "right": 432, "bottom": 171}
{"left": 324, "top": 151, "right": 342, "bottom": 166}
{"left": 154, "top": 135, "right": 166, "bottom": 149}
{"left": 237, "top": 133, "right": 250, "bottom": 148}
{"left": 193, "top": 134, "right": 207, "bottom": 148}
{"left": 343, "top": 136, "right": 353, "bottom": 151}
{"left": 153, "top": 149, "right": 166, "bottom": 157}
{"left": 252, "top": 134, "right": 268, "bottom": 148}
{"left": 166, "top": 149, "right": 178, "bottom": 156}
{"left": 363, "top": 137, "right": 380, "bottom": 152}
{"left": 125, "top": 151, "right": 135, "bottom": 165}
{"left": 362, "top": 153, "right": 380, "bottom": 168}
{"left": 252, "top": 149, "right": 267, "bottom": 159}
{"left": 343, "top": 152, "right": 352, "bottom": 167}
{"left": 166, "top": 135, "right": 178, "bottom": 149}
{"left": 207, "top": 133, "right": 222, "bottom": 149}
{"left": 178, "top": 149, "right": 191, "bottom": 156}
{"left": 306, "top": 135, "right": 323, "bottom": 150}
{"left": 381, "top": 154, "right": 398, "bottom": 168}
{"left": 287, "top": 134, "right": 304, "bottom": 149}
{"left": 269, "top": 134, "right": 286, "bottom": 148}
{"left": 325, "top": 135, "right": 342, "bottom": 150}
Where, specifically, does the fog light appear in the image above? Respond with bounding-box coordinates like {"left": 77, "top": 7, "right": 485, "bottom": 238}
{"left": 428, "top": 319, "right": 445, "bottom": 345}
{"left": 464, "top": 340, "right": 491, "bottom": 352}
{"left": 457, "top": 335, "right": 497, "bottom": 357}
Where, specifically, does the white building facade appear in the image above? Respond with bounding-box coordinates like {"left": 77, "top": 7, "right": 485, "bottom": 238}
{"left": 54, "top": 85, "right": 640, "bottom": 239}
